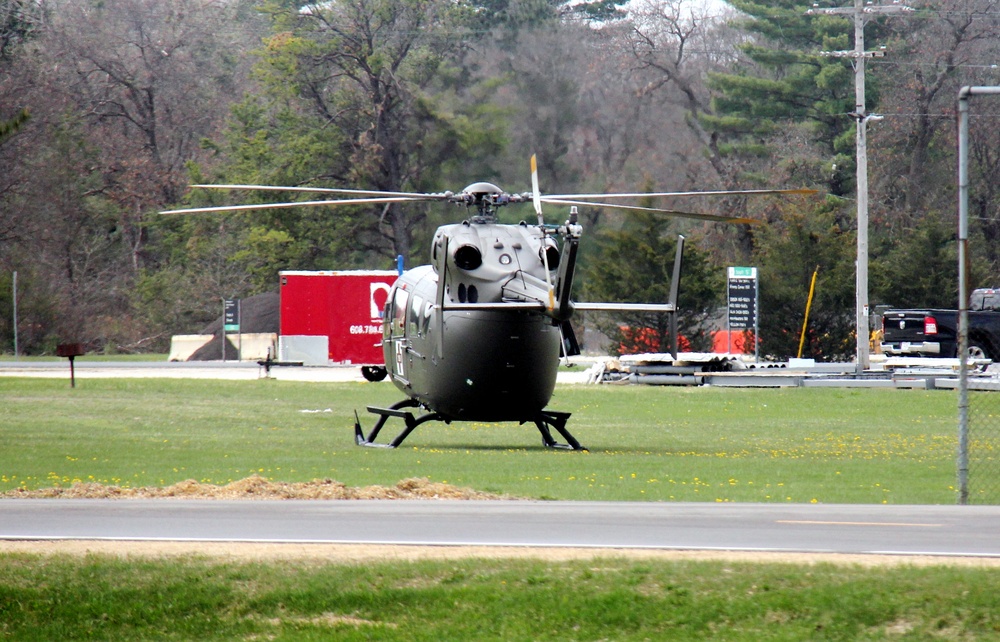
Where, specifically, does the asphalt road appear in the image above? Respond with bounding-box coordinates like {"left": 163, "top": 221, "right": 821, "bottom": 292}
{"left": 3, "top": 500, "right": 999, "bottom": 558}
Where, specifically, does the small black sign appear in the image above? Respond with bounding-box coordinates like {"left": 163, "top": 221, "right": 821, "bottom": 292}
{"left": 727, "top": 267, "right": 758, "bottom": 331}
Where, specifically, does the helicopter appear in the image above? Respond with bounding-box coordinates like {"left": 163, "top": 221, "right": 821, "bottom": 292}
{"left": 164, "top": 157, "right": 812, "bottom": 451}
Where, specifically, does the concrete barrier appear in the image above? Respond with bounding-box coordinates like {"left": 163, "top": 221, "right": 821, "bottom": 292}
{"left": 168, "top": 335, "right": 213, "bottom": 361}
{"left": 169, "top": 333, "right": 278, "bottom": 362}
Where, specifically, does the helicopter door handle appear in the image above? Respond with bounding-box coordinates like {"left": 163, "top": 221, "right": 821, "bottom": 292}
{"left": 406, "top": 346, "right": 425, "bottom": 360}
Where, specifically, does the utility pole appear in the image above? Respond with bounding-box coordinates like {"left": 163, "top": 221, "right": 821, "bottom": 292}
{"left": 807, "top": 0, "right": 913, "bottom": 372}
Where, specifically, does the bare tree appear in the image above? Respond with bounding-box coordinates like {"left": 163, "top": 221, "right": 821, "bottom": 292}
{"left": 0, "top": 0, "right": 44, "bottom": 247}
{"left": 871, "top": 0, "right": 1000, "bottom": 223}
{"left": 259, "top": 0, "right": 474, "bottom": 260}
{"left": 622, "top": 0, "right": 737, "bottom": 181}
{"left": 38, "top": 0, "right": 257, "bottom": 269}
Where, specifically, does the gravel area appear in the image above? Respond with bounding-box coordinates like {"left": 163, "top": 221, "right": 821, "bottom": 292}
{"left": 3, "top": 540, "right": 999, "bottom": 567}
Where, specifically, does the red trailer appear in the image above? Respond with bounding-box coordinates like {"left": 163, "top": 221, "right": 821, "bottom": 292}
{"left": 279, "top": 270, "right": 397, "bottom": 375}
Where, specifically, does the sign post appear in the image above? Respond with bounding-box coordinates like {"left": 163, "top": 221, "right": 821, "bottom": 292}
{"left": 56, "top": 343, "right": 86, "bottom": 388}
{"left": 727, "top": 267, "right": 759, "bottom": 362}
{"left": 223, "top": 299, "right": 241, "bottom": 361}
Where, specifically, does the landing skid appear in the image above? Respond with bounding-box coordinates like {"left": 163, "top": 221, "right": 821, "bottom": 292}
{"left": 529, "top": 410, "right": 586, "bottom": 451}
{"left": 353, "top": 399, "right": 444, "bottom": 449}
{"left": 353, "top": 401, "right": 586, "bottom": 451}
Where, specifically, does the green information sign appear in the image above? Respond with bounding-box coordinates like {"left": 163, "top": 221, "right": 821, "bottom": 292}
{"left": 224, "top": 299, "right": 240, "bottom": 332}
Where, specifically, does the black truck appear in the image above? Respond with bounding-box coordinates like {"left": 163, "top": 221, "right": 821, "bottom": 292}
{"left": 881, "top": 288, "right": 1000, "bottom": 360}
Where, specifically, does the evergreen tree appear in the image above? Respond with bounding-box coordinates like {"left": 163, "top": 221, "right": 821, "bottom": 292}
{"left": 704, "top": 0, "right": 876, "bottom": 197}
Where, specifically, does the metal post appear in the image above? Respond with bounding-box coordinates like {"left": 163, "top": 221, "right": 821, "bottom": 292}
{"left": 726, "top": 311, "right": 732, "bottom": 355}
{"left": 958, "top": 90, "right": 970, "bottom": 505}
{"left": 668, "top": 235, "right": 685, "bottom": 360}
{"left": 221, "top": 299, "right": 226, "bottom": 362}
{"left": 956, "top": 85, "right": 1000, "bottom": 505}
{"left": 753, "top": 276, "right": 760, "bottom": 364}
{"left": 238, "top": 298, "right": 243, "bottom": 362}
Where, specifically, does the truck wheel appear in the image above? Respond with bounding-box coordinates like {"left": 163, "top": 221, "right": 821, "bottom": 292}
{"left": 361, "top": 366, "right": 388, "bottom": 382}
{"left": 968, "top": 342, "right": 991, "bottom": 361}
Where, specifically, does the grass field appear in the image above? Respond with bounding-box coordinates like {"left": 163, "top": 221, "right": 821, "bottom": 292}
{"left": 0, "top": 377, "right": 962, "bottom": 503}
{"left": 1, "top": 553, "right": 999, "bottom": 641}
{"left": 4, "top": 376, "right": 996, "bottom": 640}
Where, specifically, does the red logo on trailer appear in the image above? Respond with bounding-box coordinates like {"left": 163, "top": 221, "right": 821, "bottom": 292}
{"left": 279, "top": 270, "right": 397, "bottom": 365}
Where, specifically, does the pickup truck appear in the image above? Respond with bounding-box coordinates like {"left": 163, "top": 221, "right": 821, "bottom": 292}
{"left": 881, "top": 288, "right": 1000, "bottom": 360}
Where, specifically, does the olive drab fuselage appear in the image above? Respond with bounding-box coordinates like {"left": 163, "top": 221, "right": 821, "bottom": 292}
{"left": 380, "top": 221, "right": 564, "bottom": 422}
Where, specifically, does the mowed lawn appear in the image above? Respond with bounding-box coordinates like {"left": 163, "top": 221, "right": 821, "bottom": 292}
{"left": 0, "top": 377, "right": 963, "bottom": 504}
{"left": 6, "top": 376, "right": 1000, "bottom": 642}
{"left": 3, "top": 553, "right": 1000, "bottom": 641}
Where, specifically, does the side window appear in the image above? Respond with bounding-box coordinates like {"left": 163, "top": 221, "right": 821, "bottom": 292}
{"left": 382, "top": 294, "right": 393, "bottom": 339}
{"left": 393, "top": 288, "right": 409, "bottom": 337}
{"left": 409, "top": 295, "right": 423, "bottom": 337}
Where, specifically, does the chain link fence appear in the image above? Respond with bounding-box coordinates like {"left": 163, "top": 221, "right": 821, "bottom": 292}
{"left": 965, "top": 387, "right": 1000, "bottom": 503}
{"left": 958, "top": 86, "right": 1000, "bottom": 505}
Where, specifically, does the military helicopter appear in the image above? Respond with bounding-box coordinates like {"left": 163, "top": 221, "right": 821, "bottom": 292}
{"left": 164, "top": 157, "right": 811, "bottom": 450}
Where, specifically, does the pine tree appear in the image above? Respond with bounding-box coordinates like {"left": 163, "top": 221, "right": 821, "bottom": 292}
{"left": 703, "top": 0, "right": 875, "bottom": 197}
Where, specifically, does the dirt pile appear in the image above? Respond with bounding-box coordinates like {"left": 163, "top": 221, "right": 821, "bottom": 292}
{"left": 3, "top": 475, "right": 509, "bottom": 500}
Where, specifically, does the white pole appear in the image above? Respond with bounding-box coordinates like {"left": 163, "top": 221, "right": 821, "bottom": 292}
{"left": 12, "top": 271, "right": 17, "bottom": 360}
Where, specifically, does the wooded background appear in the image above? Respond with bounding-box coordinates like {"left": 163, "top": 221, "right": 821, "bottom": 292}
{"left": 2, "top": 0, "right": 999, "bottom": 359}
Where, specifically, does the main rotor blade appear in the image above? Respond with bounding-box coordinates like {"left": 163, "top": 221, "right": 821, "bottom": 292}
{"left": 161, "top": 196, "right": 430, "bottom": 216}
{"left": 542, "top": 188, "right": 817, "bottom": 200}
{"left": 530, "top": 155, "right": 543, "bottom": 224}
{"left": 541, "top": 199, "right": 760, "bottom": 225}
{"left": 530, "top": 154, "right": 554, "bottom": 310}
{"left": 191, "top": 183, "right": 449, "bottom": 200}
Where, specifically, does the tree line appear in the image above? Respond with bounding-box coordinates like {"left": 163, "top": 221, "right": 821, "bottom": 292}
{"left": 1, "top": 0, "right": 999, "bottom": 360}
